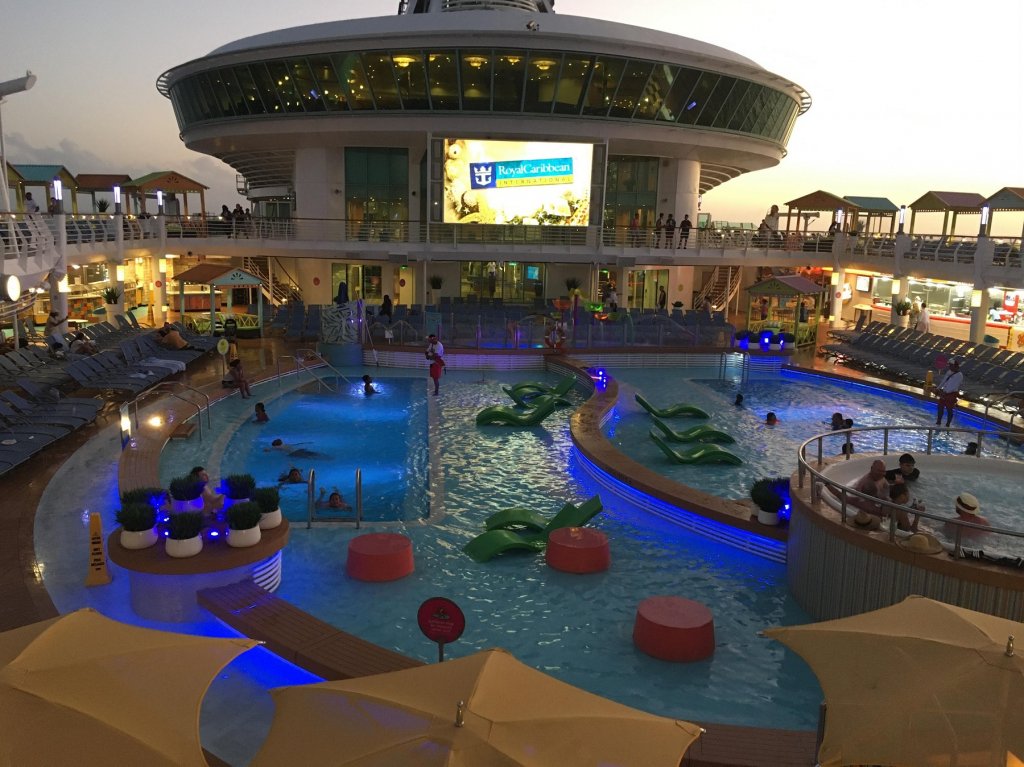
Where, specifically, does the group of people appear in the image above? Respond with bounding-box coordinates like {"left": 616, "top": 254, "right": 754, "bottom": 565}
{"left": 219, "top": 203, "right": 253, "bottom": 237}
{"left": 650, "top": 213, "right": 693, "bottom": 249}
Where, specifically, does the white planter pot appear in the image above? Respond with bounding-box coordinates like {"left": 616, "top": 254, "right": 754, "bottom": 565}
{"left": 895, "top": 314, "right": 909, "bottom": 327}
{"left": 259, "top": 508, "right": 282, "bottom": 530}
{"left": 222, "top": 496, "right": 250, "bottom": 512}
{"left": 227, "top": 526, "right": 262, "bottom": 548}
{"left": 757, "top": 509, "right": 780, "bottom": 526}
{"left": 120, "top": 527, "right": 158, "bottom": 550}
{"left": 166, "top": 534, "right": 203, "bottom": 558}
{"left": 769, "top": 343, "right": 782, "bottom": 351}
{"left": 172, "top": 498, "right": 204, "bottom": 513}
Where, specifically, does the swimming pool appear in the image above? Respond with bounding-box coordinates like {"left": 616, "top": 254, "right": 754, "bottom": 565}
{"left": 606, "top": 368, "right": 1020, "bottom": 499}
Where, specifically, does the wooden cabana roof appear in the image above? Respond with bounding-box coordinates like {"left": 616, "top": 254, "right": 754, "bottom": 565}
{"left": 124, "top": 171, "right": 208, "bottom": 194}
{"left": 75, "top": 173, "right": 132, "bottom": 192}
{"left": 908, "top": 191, "right": 985, "bottom": 213}
{"left": 784, "top": 190, "right": 854, "bottom": 213}
{"left": 747, "top": 275, "right": 826, "bottom": 296}
{"left": 983, "top": 187, "right": 1024, "bottom": 211}
{"left": 173, "top": 264, "right": 262, "bottom": 286}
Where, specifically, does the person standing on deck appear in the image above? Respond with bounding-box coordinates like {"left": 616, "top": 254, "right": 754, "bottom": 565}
{"left": 679, "top": 214, "right": 693, "bottom": 249}
{"left": 933, "top": 358, "right": 963, "bottom": 427}
{"left": 664, "top": 214, "right": 677, "bottom": 250}
{"left": 653, "top": 213, "right": 664, "bottom": 248}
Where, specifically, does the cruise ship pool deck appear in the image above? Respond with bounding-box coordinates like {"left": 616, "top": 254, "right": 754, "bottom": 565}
{"left": 7, "top": 338, "right": 1024, "bottom": 766}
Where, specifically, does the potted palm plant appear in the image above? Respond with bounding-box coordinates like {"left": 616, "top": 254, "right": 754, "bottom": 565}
{"left": 101, "top": 286, "right": 123, "bottom": 306}
{"left": 893, "top": 299, "right": 912, "bottom": 328}
{"left": 169, "top": 475, "right": 205, "bottom": 513}
{"left": 165, "top": 511, "right": 204, "bottom": 557}
{"left": 226, "top": 501, "right": 263, "bottom": 548}
{"left": 750, "top": 477, "right": 790, "bottom": 526}
{"left": 115, "top": 503, "right": 159, "bottom": 550}
{"left": 121, "top": 486, "right": 167, "bottom": 513}
{"left": 564, "top": 277, "right": 582, "bottom": 293}
{"left": 252, "top": 486, "right": 282, "bottom": 530}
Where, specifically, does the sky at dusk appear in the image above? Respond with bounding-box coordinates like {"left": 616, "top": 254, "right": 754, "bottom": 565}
{"left": 3, "top": 0, "right": 1022, "bottom": 234}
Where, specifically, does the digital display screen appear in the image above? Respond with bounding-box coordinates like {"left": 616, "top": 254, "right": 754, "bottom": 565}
{"left": 855, "top": 275, "right": 872, "bottom": 292}
{"left": 443, "top": 139, "right": 592, "bottom": 226}
{"left": 526, "top": 266, "right": 540, "bottom": 281}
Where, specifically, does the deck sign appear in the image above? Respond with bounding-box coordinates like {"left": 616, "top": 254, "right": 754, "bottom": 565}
{"left": 418, "top": 596, "right": 465, "bottom": 662}
{"left": 85, "top": 512, "right": 111, "bottom": 586}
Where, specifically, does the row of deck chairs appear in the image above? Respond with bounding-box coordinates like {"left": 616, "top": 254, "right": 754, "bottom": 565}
{"left": 821, "top": 323, "right": 1024, "bottom": 400}
{"left": 0, "top": 377, "right": 104, "bottom": 477}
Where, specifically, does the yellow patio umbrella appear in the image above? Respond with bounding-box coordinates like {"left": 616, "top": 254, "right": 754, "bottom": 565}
{"left": 0, "top": 608, "right": 257, "bottom": 767}
{"left": 252, "top": 647, "right": 702, "bottom": 766}
{"left": 764, "top": 596, "right": 1024, "bottom": 767}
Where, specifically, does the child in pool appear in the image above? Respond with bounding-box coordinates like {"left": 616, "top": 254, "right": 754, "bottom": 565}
{"left": 316, "top": 487, "right": 351, "bottom": 510}
{"left": 253, "top": 402, "right": 269, "bottom": 423}
{"left": 278, "top": 467, "right": 305, "bottom": 484}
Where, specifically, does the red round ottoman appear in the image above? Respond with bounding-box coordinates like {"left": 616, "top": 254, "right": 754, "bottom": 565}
{"left": 545, "top": 527, "right": 610, "bottom": 574}
{"left": 633, "top": 596, "right": 715, "bottom": 662}
{"left": 346, "top": 533, "right": 414, "bottom": 582}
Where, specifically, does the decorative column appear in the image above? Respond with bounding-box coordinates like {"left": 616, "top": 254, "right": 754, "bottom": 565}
{"left": 151, "top": 256, "right": 167, "bottom": 327}
{"left": 49, "top": 211, "right": 69, "bottom": 333}
{"left": 672, "top": 160, "right": 701, "bottom": 240}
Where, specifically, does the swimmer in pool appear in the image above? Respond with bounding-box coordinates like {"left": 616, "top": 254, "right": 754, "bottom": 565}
{"left": 266, "top": 438, "right": 323, "bottom": 458}
{"left": 765, "top": 411, "right": 779, "bottom": 426}
{"left": 278, "top": 467, "right": 306, "bottom": 484}
{"left": 316, "top": 487, "right": 351, "bottom": 510}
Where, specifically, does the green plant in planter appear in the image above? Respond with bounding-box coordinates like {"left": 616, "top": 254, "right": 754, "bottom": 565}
{"left": 734, "top": 330, "right": 752, "bottom": 341}
{"left": 779, "top": 332, "right": 796, "bottom": 344}
{"left": 226, "top": 501, "right": 263, "bottom": 530}
{"left": 672, "top": 301, "right": 684, "bottom": 309}
{"left": 168, "top": 475, "right": 204, "bottom": 502}
{"left": 894, "top": 300, "right": 912, "bottom": 316}
{"left": 101, "top": 286, "right": 123, "bottom": 304}
{"left": 252, "top": 487, "right": 280, "bottom": 514}
{"left": 428, "top": 275, "right": 444, "bottom": 290}
{"left": 120, "top": 486, "right": 167, "bottom": 509}
{"left": 564, "top": 277, "right": 582, "bottom": 292}
{"left": 167, "top": 511, "right": 204, "bottom": 540}
{"left": 224, "top": 473, "right": 256, "bottom": 500}
{"left": 750, "top": 477, "right": 789, "bottom": 514}
{"left": 116, "top": 503, "right": 157, "bottom": 532}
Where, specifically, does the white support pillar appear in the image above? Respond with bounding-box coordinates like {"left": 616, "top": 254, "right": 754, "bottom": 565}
{"left": 672, "top": 160, "right": 701, "bottom": 238}
{"left": 49, "top": 212, "right": 69, "bottom": 333}
{"left": 151, "top": 255, "right": 166, "bottom": 326}
{"left": 968, "top": 283, "right": 987, "bottom": 345}
{"left": 830, "top": 268, "right": 848, "bottom": 329}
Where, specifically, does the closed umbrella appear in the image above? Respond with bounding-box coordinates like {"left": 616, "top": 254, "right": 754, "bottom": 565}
{"left": 253, "top": 647, "right": 701, "bottom": 766}
{"left": 764, "top": 596, "right": 1024, "bottom": 767}
{"left": 0, "top": 608, "right": 257, "bottom": 767}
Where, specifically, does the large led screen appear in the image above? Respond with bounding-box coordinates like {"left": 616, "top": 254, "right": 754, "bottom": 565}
{"left": 442, "top": 139, "right": 592, "bottom": 226}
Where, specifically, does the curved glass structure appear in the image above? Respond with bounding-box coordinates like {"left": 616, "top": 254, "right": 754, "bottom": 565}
{"left": 166, "top": 48, "right": 800, "bottom": 144}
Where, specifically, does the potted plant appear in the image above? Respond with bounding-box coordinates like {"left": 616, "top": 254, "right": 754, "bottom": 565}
{"left": 893, "top": 299, "right": 912, "bottom": 327}
{"left": 226, "top": 501, "right": 263, "bottom": 548}
{"left": 96, "top": 199, "right": 110, "bottom": 213}
{"left": 779, "top": 332, "right": 796, "bottom": 349}
{"left": 101, "top": 286, "right": 123, "bottom": 306}
{"left": 223, "top": 473, "right": 256, "bottom": 508}
{"left": 768, "top": 332, "right": 783, "bottom": 351}
{"left": 428, "top": 274, "right": 443, "bottom": 304}
{"left": 168, "top": 475, "right": 205, "bottom": 513}
{"left": 252, "top": 486, "right": 282, "bottom": 530}
{"left": 121, "top": 486, "right": 167, "bottom": 512}
{"left": 734, "top": 329, "right": 751, "bottom": 350}
{"left": 115, "top": 503, "right": 158, "bottom": 550}
{"left": 564, "top": 277, "right": 582, "bottom": 293}
{"left": 672, "top": 301, "right": 684, "bottom": 309}
{"left": 750, "top": 477, "right": 790, "bottom": 526}
{"left": 165, "top": 511, "right": 204, "bottom": 558}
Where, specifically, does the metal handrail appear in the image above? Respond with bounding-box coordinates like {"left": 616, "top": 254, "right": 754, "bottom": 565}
{"left": 128, "top": 381, "right": 212, "bottom": 442}
{"left": 306, "top": 467, "right": 316, "bottom": 529}
{"left": 296, "top": 347, "right": 351, "bottom": 388}
{"left": 796, "top": 424, "right": 1024, "bottom": 556}
{"left": 980, "top": 390, "right": 1024, "bottom": 427}
{"left": 276, "top": 354, "right": 295, "bottom": 388}
{"left": 307, "top": 467, "right": 362, "bottom": 529}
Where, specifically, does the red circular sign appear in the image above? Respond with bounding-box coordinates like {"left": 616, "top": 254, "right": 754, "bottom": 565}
{"left": 417, "top": 597, "right": 465, "bottom": 644}
{"left": 399, "top": 278, "right": 407, "bottom": 288}
{"left": 155, "top": 280, "right": 162, "bottom": 288}
{"left": 313, "top": 277, "right": 321, "bottom": 286}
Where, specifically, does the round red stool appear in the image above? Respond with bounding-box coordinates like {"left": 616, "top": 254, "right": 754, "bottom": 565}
{"left": 545, "top": 527, "right": 610, "bottom": 573}
{"left": 633, "top": 596, "right": 715, "bottom": 662}
{"left": 346, "top": 533, "right": 414, "bottom": 582}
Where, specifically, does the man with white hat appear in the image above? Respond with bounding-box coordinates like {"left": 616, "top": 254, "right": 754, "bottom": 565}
{"left": 945, "top": 492, "right": 990, "bottom": 544}
{"left": 932, "top": 357, "right": 964, "bottom": 427}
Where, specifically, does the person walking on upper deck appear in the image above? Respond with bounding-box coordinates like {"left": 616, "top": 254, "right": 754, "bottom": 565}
{"left": 653, "top": 213, "right": 664, "bottom": 248}
{"left": 678, "top": 214, "right": 693, "bottom": 249}
{"left": 24, "top": 193, "right": 40, "bottom": 215}
{"left": 664, "top": 214, "right": 676, "bottom": 248}
{"left": 915, "top": 303, "right": 931, "bottom": 333}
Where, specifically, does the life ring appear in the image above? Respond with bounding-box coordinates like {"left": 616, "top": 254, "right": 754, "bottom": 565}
{"left": 545, "top": 326, "right": 565, "bottom": 349}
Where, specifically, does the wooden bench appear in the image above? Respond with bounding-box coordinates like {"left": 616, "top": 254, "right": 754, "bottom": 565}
{"left": 197, "top": 580, "right": 424, "bottom": 680}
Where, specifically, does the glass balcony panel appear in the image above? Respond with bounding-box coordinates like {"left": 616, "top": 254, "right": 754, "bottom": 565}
{"left": 552, "top": 55, "right": 593, "bottom": 115}
{"left": 233, "top": 66, "right": 268, "bottom": 115}
{"left": 362, "top": 52, "right": 402, "bottom": 110}
{"left": 248, "top": 64, "right": 286, "bottom": 114}
{"left": 634, "top": 63, "right": 677, "bottom": 120}
{"left": 331, "top": 53, "right": 374, "bottom": 111}
{"left": 264, "top": 61, "right": 305, "bottom": 113}
{"left": 426, "top": 52, "right": 460, "bottom": 110}
{"left": 658, "top": 67, "right": 700, "bottom": 122}
{"left": 677, "top": 72, "right": 719, "bottom": 125}
{"left": 492, "top": 51, "right": 526, "bottom": 111}
{"left": 582, "top": 56, "right": 625, "bottom": 117}
{"left": 306, "top": 56, "right": 348, "bottom": 112}
{"left": 391, "top": 52, "right": 430, "bottom": 109}
{"left": 195, "top": 74, "right": 221, "bottom": 120}
{"left": 523, "top": 51, "right": 563, "bottom": 113}
{"left": 736, "top": 84, "right": 766, "bottom": 133}
{"left": 460, "top": 50, "right": 492, "bottom": 111}
{"left": 608, "top": 60, "right": 653, "bottom": 118}
{"left": 290, "top": 58, "right": 326, "bottom": 112}
{"left": 171, "top": 83, "right": 200, "bottom": 124}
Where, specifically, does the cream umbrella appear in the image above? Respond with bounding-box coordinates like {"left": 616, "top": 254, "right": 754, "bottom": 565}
{"left": 0, "top": 608, "right": 257, "bottom": 767}
{"left": 764, "top": 596, "right": 1024, "bottom": 767}
{"left": 253, "top": 647, "right": 702, "bottom": 766}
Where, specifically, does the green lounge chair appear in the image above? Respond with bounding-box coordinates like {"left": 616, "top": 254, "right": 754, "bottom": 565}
{"left": 649, "top": 432, "right": 742, "bottom": 465}
{"left": 634, "top": 393, "right": 709, "bottom": 419}
{"left": 506, "top": 375, "right": 577, "bottom": 397}
{"left": 476, "top": 395, "right": 559, "bottom": 426}
{"left": 463, "top": 529, "right": 547, "bottom": 563}
{"left": 649, "top": 415, "right": 734, "bottom": 444}
{"left": 501, "top": 386, "right": 572, "bottom": 408}
{"left": 484, "top": 495, "right": 603, "bottom": 533}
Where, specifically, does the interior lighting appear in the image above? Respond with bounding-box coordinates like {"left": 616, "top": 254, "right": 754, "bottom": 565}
{"left": 1, "top": 274, "right": 20, "bottom": 301}
{"left": 159, "top": 258, "right": 167, "bottom": 274}
{"left": 465, "top": 56, "right": 488, "bottom": 68}
{"left": 53, "top": 178, "right": 63, "bottom": 202}
{"left": 970, "top": 289, "right": 983, "bottom": 308}
{"left": 890, "top": 279, "right": 901, "bottom": 296}
{"left": 57, "top": 275, "right": 69, "bottom": 293}
{"left": 156, "top": 190, "right": 164, "bottom": 213}
{"left": 830, "top": 272, "right": 840, "bottom": 286}
{"left": 505, "top": 56, "right": 521, "bottom": 65}
{"left": 392, "top": 55, "right": 416, "bottom": 68}
{"left": 532, "top": 59, "right": 556, "bottom": 71}
{"left": 115, "top": 265, "right": 125, "bottom": 282}
{"left": 120, "top": 414, "right": 131, "bottom": 432}
{"left": 898, "top": 205, "right": 906, "bottom": 233}
{"left": 147, "top": 415, "right": 164, "bottom": 428}
{"left": 835, "top": 209, "right": 844, "bottom": 227}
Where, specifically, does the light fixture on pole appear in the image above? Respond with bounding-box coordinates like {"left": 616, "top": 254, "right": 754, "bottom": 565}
{"left": 156, "top": 190, "right": 164, "bottom": 215}
{"left": 0, "top": 273, "right": 20, "bottom": 301}
{"left": 834, "top": 209, "right": 844, "bottom": 229}
{"left": 52, "top": 177, "right": 63, "bottom": 214}
{"left": 979, "top": 204, "right": 990, "bottom": 237}
{"left": 891, "top": 278, "right": 901, "bottom": 296}
{"left": 898, "top": 205, "right": 906, "bottom": 234}
{"left": 970, "top": 289, "right": 983, "bottom": 309}
{"left": 158, "top": 258, "right": 167, "bottom": 274}
{"left": 0, "top": 71, "right": 37, "bottom": 217}
{"left": 115, "top": 265, "right": 125, "bottom": 282}
{"left": 113, "top": 185, "right": 121, "bottom": 214}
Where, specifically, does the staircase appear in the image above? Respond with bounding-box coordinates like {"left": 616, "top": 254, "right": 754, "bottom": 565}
{"left": 697, "top": 266, "right": 742, "bottom": 312}
{"left": 243, "top": 256, "right": 302, "bottom": 305}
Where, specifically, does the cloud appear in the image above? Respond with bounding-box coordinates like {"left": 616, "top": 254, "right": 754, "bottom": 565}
{"left": 4, "top": 133, "right": 109, "bottom": 173}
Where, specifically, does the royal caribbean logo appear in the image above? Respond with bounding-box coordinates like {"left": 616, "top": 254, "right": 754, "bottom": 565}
{"left": 470, "top": 158, "right": 574, "bottom": 189}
